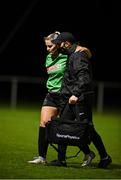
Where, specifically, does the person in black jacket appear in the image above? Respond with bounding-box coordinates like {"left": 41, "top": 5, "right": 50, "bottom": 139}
{"left": 48, "top": 32, "right": 112, "bottom": 168}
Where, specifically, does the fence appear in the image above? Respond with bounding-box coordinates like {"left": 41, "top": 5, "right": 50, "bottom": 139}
{"left": 0, "top": 75, "right": 121, "bottom": 112}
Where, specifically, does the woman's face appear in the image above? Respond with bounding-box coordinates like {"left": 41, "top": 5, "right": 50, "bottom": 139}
{"left": 45, "top": 39, "right": 59, "bottom": 55}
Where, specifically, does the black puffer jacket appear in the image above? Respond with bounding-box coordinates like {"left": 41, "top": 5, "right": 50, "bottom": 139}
{"left": 61, "top": 44, "right": 93, "bottom": 100}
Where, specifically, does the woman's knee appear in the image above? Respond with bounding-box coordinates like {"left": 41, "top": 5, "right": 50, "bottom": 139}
{"left": 40, "top": 119, "right": 50, "bottom": 127}
{"left": 39, "top": 106, "right": 58, "bottom": 127}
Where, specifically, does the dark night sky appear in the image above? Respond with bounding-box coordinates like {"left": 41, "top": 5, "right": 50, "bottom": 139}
{"left": 0, "top": 0, "right": 120, "bottom": 82}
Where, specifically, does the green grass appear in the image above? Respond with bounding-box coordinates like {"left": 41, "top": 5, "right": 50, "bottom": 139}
{"left": 0, "top": 105, "right": 121, "bottom": 179}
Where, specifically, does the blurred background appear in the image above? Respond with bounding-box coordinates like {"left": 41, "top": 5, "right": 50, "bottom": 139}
{"left": 0, "top": 0, "right": 120, "bottom": 112}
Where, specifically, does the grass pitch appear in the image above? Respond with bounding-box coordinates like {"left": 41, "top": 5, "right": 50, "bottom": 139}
{"left": 0, "top": 105, "right": 121, "bottom": 179}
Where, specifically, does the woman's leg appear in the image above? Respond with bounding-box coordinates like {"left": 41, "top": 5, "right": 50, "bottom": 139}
{"left": 38, "top": 106, "right": 59, "bottom": 157}
{"left": 28, "top": 106, "right": 58, "bottom": 164}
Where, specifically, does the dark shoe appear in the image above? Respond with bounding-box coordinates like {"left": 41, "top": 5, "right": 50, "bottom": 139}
{"left": 98, "top": 155, "right": 112, "bottom": 168}
{"left": 47, "top": 159, "right": 67, "bottom": 167}
{"left": 81, "top": 151, "right": 95, "bottom": 167}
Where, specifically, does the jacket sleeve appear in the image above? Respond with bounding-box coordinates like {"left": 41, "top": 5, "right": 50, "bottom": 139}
{"left": 72, "top": 52, "right": 92, "bottom": 98}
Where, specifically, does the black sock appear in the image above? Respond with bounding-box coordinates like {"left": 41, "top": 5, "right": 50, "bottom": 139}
{"left": 80, "top": 144, "right": 91, "bottom": 155}
{"left": 58, "top": 144, "right": 67, "bottom": 161}
{"left": 38, "top": 126, "right": 48, "bottom": 158}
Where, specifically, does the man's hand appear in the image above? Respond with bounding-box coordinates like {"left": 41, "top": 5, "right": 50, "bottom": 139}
{"left": 69, "top": 95, "right": 78, "bottom": 104}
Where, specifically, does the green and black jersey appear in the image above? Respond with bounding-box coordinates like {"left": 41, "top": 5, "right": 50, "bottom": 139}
{"left": 45, "top": 53, "right": 68, "bottom": 93}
